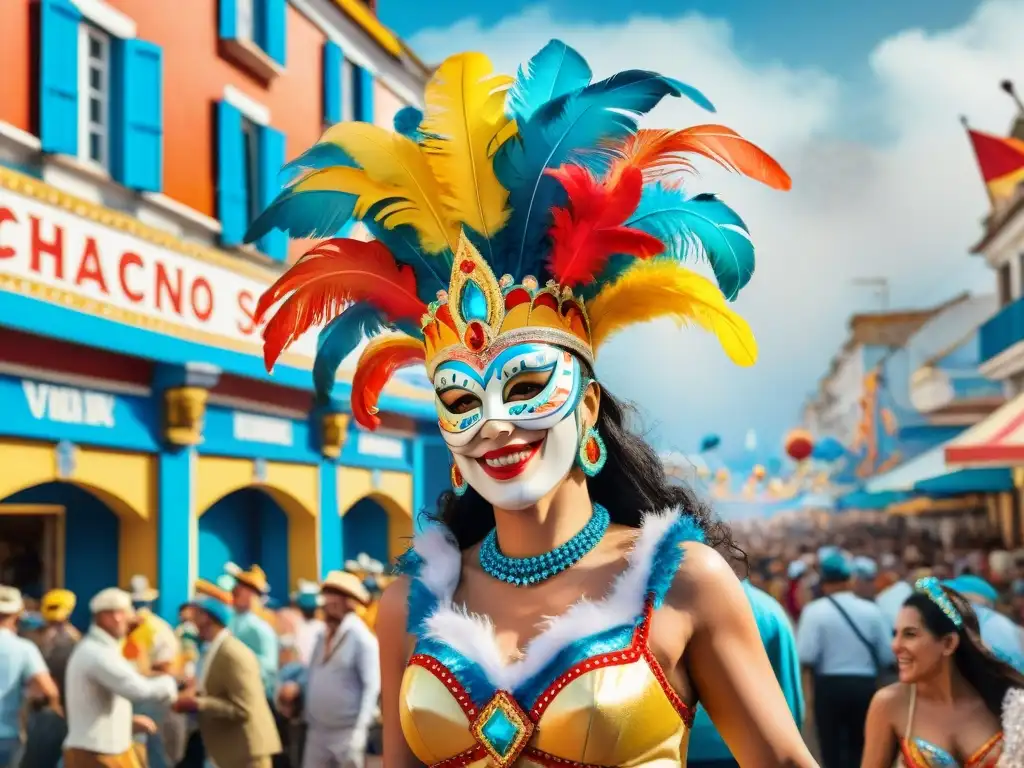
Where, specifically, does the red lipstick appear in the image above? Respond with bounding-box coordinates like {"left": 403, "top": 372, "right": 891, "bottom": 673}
{"left": 477, "top": 440, "right": 543, "bottom": 480}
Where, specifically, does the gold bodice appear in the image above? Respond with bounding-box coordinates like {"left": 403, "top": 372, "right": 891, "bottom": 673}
{"left": 396, "top": 512, "right": 701, "bottom": 767}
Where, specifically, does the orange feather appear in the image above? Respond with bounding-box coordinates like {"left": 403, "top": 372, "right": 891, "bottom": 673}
{"left": 545, "top": 164, "right": 664, "bottom": 287}
{"left": 610, "top": 125, "right": 791, "bottom": 190}
{"left": 351, "top": 335, "right": 426, "bottom": 430}
{"left": 257, "top": 239, "right": 426, "bottom": 371}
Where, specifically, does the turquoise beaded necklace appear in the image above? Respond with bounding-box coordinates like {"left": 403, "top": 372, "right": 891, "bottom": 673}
{"left": 479, "top": 504, "right": 611, "bottom": 586}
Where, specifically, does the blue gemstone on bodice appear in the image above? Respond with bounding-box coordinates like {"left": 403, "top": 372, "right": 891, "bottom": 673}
{"left": 460, "top": 280, "right": 488, "bottom": 321}
{"left": 481, "top": 708, "right": 521, "bottom": 758}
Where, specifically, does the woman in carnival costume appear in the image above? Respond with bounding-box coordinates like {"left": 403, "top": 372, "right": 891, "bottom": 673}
{"left": 862, "top": 578, "right": 1024, "bottom": 768}
{"left": 249, "top": 39, "right": 814, "bottom": 767}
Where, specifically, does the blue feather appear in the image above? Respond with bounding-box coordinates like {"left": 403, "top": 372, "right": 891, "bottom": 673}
{"left": 361, "top": 202, "right": 451, "bottom": 302}
{"left": 494, "top": 70, "right": 711, "bottom": 278}
{"left": 625, "top": 186, "right": 754, "bottom": 301}
{"left": 244, "top": 188, "right": 358, "bottom": 243}
{"left": 313, "top": 303, "right": 390, "bottom": 401}
{"left": 393, "top": 106, "right": 424, "bottom": 140}
{"left": 506, "top": 39, "right": 592, "bottom": 122}
{"left": 278, "top": 142, "right": 357, "bottom": 186}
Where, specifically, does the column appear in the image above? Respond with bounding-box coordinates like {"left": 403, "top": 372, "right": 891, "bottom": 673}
{"left": 318, "top": 459, "right": 342, "bottom": 579}
{"left": 156, "top": 447, "right": 193, "bottom": 622}
{"left": 411, "top": 437, "right": 426, "bottom": 533}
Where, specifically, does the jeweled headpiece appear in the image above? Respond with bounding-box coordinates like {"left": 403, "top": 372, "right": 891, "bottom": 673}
{"left": 915, "top": 576, "right": 963, "bottom": 628}
{"left": 248, "top": 40, "right": 790, "bottom": 429}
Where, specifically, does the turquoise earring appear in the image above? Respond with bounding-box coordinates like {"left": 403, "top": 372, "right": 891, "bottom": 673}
{"left": 451, "top": 456, "right": 468, "bottom": 496}
{"left": 577, "top": 426, "right": 606, "bottom": 477}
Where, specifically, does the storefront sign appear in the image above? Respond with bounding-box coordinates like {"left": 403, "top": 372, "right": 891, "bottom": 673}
{"left": 0, "top": 184, "right": 318, "bottom": 359}
{"left": 356, "top": 432, "right": 405, "bottom": 460}
{"left": 23, "top": 380, "right": 116, "bottom": 427}
{"left": 232, "top": 412, "right": 294, "bottom": 447}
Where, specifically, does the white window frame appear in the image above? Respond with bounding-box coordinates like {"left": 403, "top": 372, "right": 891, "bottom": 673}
{"left": 237, "top": 0, "right": 255, "bottom": 43}
{"left": 77, "top": 23, "right": 112, "bottom": 173}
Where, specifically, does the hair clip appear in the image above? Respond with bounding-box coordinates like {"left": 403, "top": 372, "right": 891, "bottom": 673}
{"left": 915, "top": 576, "right": 963, "bottom": 628}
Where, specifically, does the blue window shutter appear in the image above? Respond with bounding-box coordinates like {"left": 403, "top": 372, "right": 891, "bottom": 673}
{"left": 39, "top": 0, "right": 81, "bottom": 155}
{"left": 260, "top": 0, "right": 287, "bottom": 66}
{"left": 217, "top": 101, "right": 247, "bottom": 247}
{"left": 257, "top": 125, "right": 287, "bottom": 261}
{"left": 356, "top": 66, "right": 374, "bottom": 123}
{"left": 218, "top": 0, "right": 237, "bottom": 40}
{"left": 112, "top": 40, "right": 164, "bottom": 192}
{"left": 323, "top": 41, "right": 342, "bottom": 125}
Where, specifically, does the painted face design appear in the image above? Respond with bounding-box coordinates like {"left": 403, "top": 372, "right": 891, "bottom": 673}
{"left": 433, "top": 343, "right": 585, "bottom": 510}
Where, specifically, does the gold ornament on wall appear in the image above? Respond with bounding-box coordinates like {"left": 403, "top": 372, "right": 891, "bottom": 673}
{"left": 164, "top": 387, "right": 209, "bottom": 446}
{"left": 321, "top": 412, "right": 351, "bottom": 459}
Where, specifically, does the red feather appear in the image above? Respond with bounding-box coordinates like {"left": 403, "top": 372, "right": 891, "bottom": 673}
{"left": 256, "top": 239, "right": 426, "bottom": 372}
{"left": 545, "top": 164, "right": 664, "bottom": 287}
{"left": 611, "top": 126, "right": 792, "bottom": 190}
{"left": 351, "top": 336, "right": 426, "bottom": 430}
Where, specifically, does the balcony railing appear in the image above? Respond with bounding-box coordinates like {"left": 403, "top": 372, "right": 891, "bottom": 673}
{"left": 980, "top": 296, "right": 1024, "bottom": 363}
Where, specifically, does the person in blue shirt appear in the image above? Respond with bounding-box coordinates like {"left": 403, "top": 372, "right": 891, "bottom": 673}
{"left": 797, "top": 551, "right": 892, "bottom": 768}
{"left": 688, "top": 580, "right": 804, "bottom": 768}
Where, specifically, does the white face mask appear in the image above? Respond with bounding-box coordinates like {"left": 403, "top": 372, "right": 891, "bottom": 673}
{"left": 433, "top": 343, "right": 586, "bottom": 510}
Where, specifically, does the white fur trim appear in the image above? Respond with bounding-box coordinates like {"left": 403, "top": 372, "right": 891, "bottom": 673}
{"left": 413, "top": 508, "right": 683, "bottom": 691}
{"left": 998, "top": 687, "right": 1024, "bottom": 768}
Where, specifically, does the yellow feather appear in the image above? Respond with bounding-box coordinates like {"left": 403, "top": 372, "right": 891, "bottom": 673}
{"left": 420, "top": 52, "right": 514, "bottom": 243}
{"left": 305, "top": 122, "right": 458, "bottom": 253}
{"left": 586, "top": 260, "right": 758, "bottom": 366}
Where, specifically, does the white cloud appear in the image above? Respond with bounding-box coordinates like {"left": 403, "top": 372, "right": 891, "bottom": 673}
{"left": 407, "top": 1, "right": 1023, "bottom": 458}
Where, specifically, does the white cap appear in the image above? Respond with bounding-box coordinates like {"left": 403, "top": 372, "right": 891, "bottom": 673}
{"left": 89, "top": 588, "right": 133, "bottom": 614}
{"left": 0, "top": 585, "right": 24, "bottom": 615}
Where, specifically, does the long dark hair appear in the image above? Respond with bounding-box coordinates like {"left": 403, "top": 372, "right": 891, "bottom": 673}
{"left": 903, "top": 587, "right": 1024, "bottom": 717}
{"left": 421, "top": 386, "right": 742, "bottom": 561}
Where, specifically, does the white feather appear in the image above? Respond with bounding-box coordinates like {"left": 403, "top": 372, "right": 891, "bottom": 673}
{"left": 998, "top": 687, "right": 1024, "bottom": 768}
{"left": 413, "top": 508, "right": 683, "bottom": 691}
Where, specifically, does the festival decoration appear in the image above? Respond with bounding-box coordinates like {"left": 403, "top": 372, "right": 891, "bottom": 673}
{"left": 700, "top": 434, "right": 721, "bottom": 452}
{"left": 752, "top": 464, "right": 766, "bottom": 481}
{"left": 811, "top": 436, "right": 845, "bottom": 462}
{"left": 784, "top": 429, "right": 814, "bottom": 461}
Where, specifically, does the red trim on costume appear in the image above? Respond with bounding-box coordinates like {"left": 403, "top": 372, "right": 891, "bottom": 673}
{"left": 429, "top": 744, "right": 488, "bottom": 768}
{"left": 408, "top": 654, "right": 478, "bottom": 719}
{"left": 522, "top": 747, "right": 606, "bottom": 767}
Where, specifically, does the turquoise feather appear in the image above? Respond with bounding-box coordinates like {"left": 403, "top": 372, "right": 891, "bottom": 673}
{"left": 278, "top": 142, "right": 357, "bottom": 185}
{"left": 506, "top": 39, "right": 592, "bottom": 122}
{"left": 494, "top": 69, "right": 714, "bottom": 279}
{"left": 244, "top": 188, "right": 358, "bottom": 243}
{"left": 625, "top": 186, "right": 754, "bottom": 301}
{"left": 393, "top": 106, "right": 424, "bottom": 139}
{"left": 313, "top": 302, "right": 390, "bottom": 402}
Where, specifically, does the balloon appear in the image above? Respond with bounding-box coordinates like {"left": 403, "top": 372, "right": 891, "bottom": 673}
{"left": 715, "top": 468, "right": 730, "bottom": 482}
{"left": 700, "top": 434, "right": 721, "bottom": 452}
{"left": 811, "top": 436, "right": 845, "bottom": 462}
{"left": 752, "top": 464, "right": 766, "bottom": 481}
{"left": 785, "top": 429, "right": 814, "bottom": 461}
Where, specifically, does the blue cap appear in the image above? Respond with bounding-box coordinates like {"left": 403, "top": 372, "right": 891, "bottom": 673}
{"left": 945, "top": 575, "right": 999, "bottom": 604}
{"left": 192, "top": 596, "right": 234, "bottom": 627}
{"left": 787, "top": 561, "right": 807, "bottom": 580}
{"left": 18, "top": 613, "right": 45, "bottom": 632}
{"left": 820, "top": 551, "right": 853, "bottom": 580}
{"left": 852, "top": 556, "right": 878, "bottom": 580}
{"left": 295, "top": 592, "right": 320, "bottom": 611}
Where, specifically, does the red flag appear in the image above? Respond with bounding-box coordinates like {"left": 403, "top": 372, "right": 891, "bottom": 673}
{"left": 967, "top": 129, "right": 1024, "bottom": 201}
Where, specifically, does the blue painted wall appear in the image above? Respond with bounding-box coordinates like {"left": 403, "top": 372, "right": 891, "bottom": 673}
{"left": 343, "top": 497, "right": 389, "bottom": 565}
{"left": 198, "top": 488, "right": 289, "bottom": 604}
{"left": 3, "top": 482, "right": 119, "bottom": 630}
{"left": 420, "top": 440, "right": 452, "bottom": 523}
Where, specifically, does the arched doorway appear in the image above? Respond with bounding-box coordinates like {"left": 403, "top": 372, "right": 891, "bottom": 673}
{"left": 198, "top": 488, "right": 290, "bottom": 605}
{"left": 1, "top": 482, "right": 119, "bottom": 629}
{"left": 343, "top": 497, "right": 391, "bottom": 565}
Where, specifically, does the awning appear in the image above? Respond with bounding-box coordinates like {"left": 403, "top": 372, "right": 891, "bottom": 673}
{"left": 864, "top": 446, "right": 947, "bottom": 493}
{"left": 888, "top": 494, "right": 988, "bottom": 517}
{"left": 945, "top": 391, "right": 1024, "bottom": 467}
{"left": 836, "top": 489, "right": 910, "bottom": 510}
{"left": 914, "top": 468, "right": 1013, "bottom": 495}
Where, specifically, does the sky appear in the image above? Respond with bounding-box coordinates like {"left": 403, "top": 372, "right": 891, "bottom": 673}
{"left": 380, "top": 0, "right": 1024, "bottom": 464}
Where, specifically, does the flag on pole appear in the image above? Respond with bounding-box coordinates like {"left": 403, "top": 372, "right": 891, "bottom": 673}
{"left": 966, "top": 128, "right": 1024, "bottom": 202}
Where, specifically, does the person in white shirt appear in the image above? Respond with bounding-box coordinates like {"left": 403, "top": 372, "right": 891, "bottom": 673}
{"left": 63, "top": 588, "right": 179, "bottom": 768}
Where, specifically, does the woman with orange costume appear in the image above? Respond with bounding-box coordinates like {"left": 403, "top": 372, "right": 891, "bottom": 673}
{"left": 248, "top": 39, "right": 815, "bottom": 768}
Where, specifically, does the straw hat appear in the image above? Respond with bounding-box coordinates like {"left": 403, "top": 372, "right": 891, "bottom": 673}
{"left": 321, "top": 570, "right": 371, "bottom": 605}
{"left": 0, "top": 585, "right": 24, "bottom": 615}
{"left": 234, "top": 565, "right": 270, "bottom": 595}
{"left": 41, "top": 589, "right": 76, "bottom": 622}
{"left": 128, "top": 575, "right": 159, "bottom": 604}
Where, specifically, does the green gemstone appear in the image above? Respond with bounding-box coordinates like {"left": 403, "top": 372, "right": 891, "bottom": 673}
{"left": 481, "top": 707, "right": 522, "bottom": 758}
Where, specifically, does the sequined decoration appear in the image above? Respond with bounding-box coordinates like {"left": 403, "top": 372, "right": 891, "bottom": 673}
{"left": 478, "top": 504, "right": 610, "bottom": 586}
{"left": 469, "top": 690, "right": 535, "bottom": 768}
{"left": 914, "top": 577, "right": 963, "bottom": 628}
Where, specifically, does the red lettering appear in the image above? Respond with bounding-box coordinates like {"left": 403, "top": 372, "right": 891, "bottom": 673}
{"left": 119, "top": 252, "right": 144, "bottom": 303}
{"left": 0, "top": 208, "right": 17, "bottom": 259}
{"left": 191, "top": 277, "right": 214, "bottom": 322}
{"left": 155, "top": 263, "right": 183, "bottom": 315}
{"left": 237, "top": 290, "right": 259, "bottom": 335}
{"left": 74, "top": 237, "right": 110, "bottom": 294}
{"left": 30, "top": 216, "right": 63, "bottom": 279}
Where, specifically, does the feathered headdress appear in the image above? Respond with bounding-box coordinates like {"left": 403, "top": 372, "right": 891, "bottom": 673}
{"left": 249, "top": 40, "right": 790, "bottom": 430}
